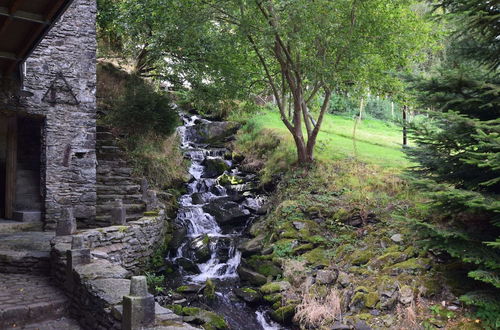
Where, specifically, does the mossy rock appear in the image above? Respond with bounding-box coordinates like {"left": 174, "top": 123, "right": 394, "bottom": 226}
{"left": 182, "top": 307, "right": 229, "bottom": 329}
{"left": 301, "top": 247, "right": 330, "bottom": 267}
{"left": 386, "top": 258, "right": 431, "bottom": 275}
{"left": 204, "top": 279, "right": 216, "bottom": 301}
{"left": 234, "top": 287, "right": 262, "bottom": 304}
{"left": 270, "top": 304, "right": 297, "bottom": 324}
{"left": 263, "top": 293, "right": 282, "bottom": 304}
{"left": 365, "top": 292, "right": 380, "bottom": 308}
{"left": 143, "top": 210, "right": 160, "bottom": 216}
{"left": 349, "top": 249, "right": 376, "bottom": 266}
{"left": 217, "top": 173, "right": 244, "bottom": 185}
{"left": 260, "top": 281, "right": 291, "bottom": 294}
{"left": 246, "top": 256, "right": 282, "bottom": 278}
{"left": 292, "top": 243, "right": 314, "bottom": 255}
{"left": 368, "top": 251, "right": 408, "bottom": 269}
{"left": 167, "top": 304, "right": 184, "bottom": 315}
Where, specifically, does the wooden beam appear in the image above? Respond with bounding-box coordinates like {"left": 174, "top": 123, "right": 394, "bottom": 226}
{"left": 5, "top": 115, "right": 17, "bottom": 219}
{"left": 44, "top": 0, "right": 66, "bottom": 21}
{"left": 0, "top": 7, "right": 49, "bottom": 25}
{"left": 0, "top": 51, "right": 20, "bottom": 61}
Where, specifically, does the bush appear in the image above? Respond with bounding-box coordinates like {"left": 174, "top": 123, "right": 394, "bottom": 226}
{"left": 107, "top": 75, "right": 178, "bottom": 136}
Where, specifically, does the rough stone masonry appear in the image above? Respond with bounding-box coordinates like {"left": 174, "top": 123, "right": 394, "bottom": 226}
{"left": 21, "top": 0, "right": 97, "bottom": 229}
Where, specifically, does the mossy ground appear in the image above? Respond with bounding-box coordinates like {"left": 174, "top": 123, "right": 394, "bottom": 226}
{"left": 232, "top": 110, "right": 477, "bottom": 328}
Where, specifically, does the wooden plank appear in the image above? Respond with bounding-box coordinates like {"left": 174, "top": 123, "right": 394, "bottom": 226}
{"left": 5, "top": 115, "right": 17, "bottom": 219}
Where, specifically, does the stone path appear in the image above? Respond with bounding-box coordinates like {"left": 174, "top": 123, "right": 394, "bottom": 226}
{"left": 0, "top": 273, "right": 81, "bottom": 329}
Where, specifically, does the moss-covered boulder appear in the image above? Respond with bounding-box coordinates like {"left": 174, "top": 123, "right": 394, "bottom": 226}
{"left": 181, "top": 307, "right": 229, "bottom": 329}
{"left": 386, "top": 258, "right": 431, "bottom": 275}
{"left": 270, "top": 304, "right": 297, "bottom": 324}
{"left": 234, "top": 287, "right": 262, "bottom": 304}
{"left": 202, "top": 158, "right": 230, "bottom": 178}
{"left": 301, "top": 247, "right": 330, "bottom": 267}
{"left": 238, "top": 235, "right": 265, "bottom": 257}
{"left": 245, "top": 255, "right": 282, "bottom": 278}
{"left": 237, "top": 266, "right": 267, "bottom": 286}
{"left": 260, "top": 281, "right": 291, "bottom": 294}
{"left": 349, "top": 249, "right": 376, "bottom": 266}
{"left": 368, "top": 251, "right": 408, "bottom": 269}
{"left": 217, "top": 173, "right": 244, "bottom": 186}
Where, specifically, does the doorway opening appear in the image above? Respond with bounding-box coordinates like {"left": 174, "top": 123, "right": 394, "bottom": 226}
{"left": 0, "top": 114, "right": 44, "bottom": 222}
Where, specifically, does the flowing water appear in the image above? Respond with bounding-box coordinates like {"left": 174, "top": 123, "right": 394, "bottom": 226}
{"left": 172, "top": 114, "right": 285, "bottom": 330}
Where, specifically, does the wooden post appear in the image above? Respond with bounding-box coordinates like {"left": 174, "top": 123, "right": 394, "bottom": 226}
{"left": 403, "top": 105, "right": 408, "bottom": 147}
{"left": 5, "top": 116, "right": 17, "bottom": 219}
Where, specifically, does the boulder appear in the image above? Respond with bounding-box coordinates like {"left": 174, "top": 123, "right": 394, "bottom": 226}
{"left": 202, "top": 158, "right": 230, "bottom": 178}
{"left": 176, "top": 257, "right": 200, "bottom": 274}
{"left": 234, "top": 288, "right": 262, "bottom": 304}
{"left": 260, "top": 281, "right": 291, "bottom": 294}
{"left": 203, "top": 198, "right": 250, "bottom": 226}
{"left": 316, "top": 269, "right": 338, "bottom": 285}
{"left": 237, "top": 266, "right": 267, "bottom": 286}
{"left": 187, "top": 120, "right": 240, "bottom": 146}
{"left": 190, "top": 235, "right": 211, "bottom": 263}
{"left": 169, "top": 225, "right": 187, "bottom": 250}
{"left": 238, "top": 234, "right": 265, "bottom": 257}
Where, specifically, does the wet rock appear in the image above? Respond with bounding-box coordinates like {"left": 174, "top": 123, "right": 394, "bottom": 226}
{"left": 237, "top": 266, "right": 267, "bottom": 286}
{"left": 187, "top": 120, "right": 240, "bottom": 146}
{"left": 170, "top": 225, "right": 187, "bottom": 250}
{"left": 234, "top": 287, "right": 262, "bottom": 304}
{"left": 202, "top": 158, "right": 230, "bottom": 178}
{"left": 181, "top": 306, "right": 229, "bottom": 329}
{"left": 176, "top": 284, "right": 203, "bottom": 294}
{"left": 190, "top": 235, "right": 211, "bottom": 263}
{"left": 176, "top": 257, "right": 200, "bottom": 274}
{"left": 238, "top": 235, "right": 265, "bottom": 257}
{"left": 203, "top": 198, "right": 250, "bottom": 226}
{"left": 191, "top": 193, "right": 206, "bottom": 205}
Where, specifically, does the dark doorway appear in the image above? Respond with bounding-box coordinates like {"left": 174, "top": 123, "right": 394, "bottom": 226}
{"left": 0, "top": 114, "right": 44, "bottom": 221}
{"left": 14, "top": 116, "right": 44, "bottom": 222}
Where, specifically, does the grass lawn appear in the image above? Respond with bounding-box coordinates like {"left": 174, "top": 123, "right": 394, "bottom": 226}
{"left": 243, "top": 110, "right": 411, "bottom": 169}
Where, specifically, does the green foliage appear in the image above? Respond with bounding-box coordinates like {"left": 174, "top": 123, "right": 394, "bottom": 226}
{"left": 406, "top": 1, "right": 500, "bottom": 325}
{"left": 105, "top": 74, "right": 178, "bottom": 137}
{"left": 145, "top": 272, "right": 165, "bottom": 294}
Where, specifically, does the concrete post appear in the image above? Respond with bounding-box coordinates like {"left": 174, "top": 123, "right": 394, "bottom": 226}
{"left": 56, "top": 208, "right": 76, "bottom": 236}
{"left": 111, "top": 198, "right": 126, "bottom": 225}
{"left": 122, "top": 276, "right": 155, "bottom": 330}
{"left": 65, "top": 235, "right": 91, "bottom": 292}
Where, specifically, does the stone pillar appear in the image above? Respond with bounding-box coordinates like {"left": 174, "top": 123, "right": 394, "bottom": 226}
{"left": 122, "top": 276, "right": 155, "bottom": 330}
{"left": 65, "top": 235, "right": 91, "bottom": 291}
{"left": 56, "top": 208, "right": 77, "bottom": 236}
{"left": 111, "top": 199, "right": 126, "bottom": 225}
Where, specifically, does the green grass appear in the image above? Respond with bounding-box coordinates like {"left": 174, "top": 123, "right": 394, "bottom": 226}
{"left": 240, "top": 110, "right": 411, "bottom": 169}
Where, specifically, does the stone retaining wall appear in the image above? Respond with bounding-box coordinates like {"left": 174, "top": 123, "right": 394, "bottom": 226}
{"left": 0, "top": 249, "right": 50, "bottom": 275}
{"left": 49, "top": 212, "right": 192, "bottom": 330}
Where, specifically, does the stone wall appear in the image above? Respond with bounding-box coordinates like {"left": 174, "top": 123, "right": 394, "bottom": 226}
{"left": 14, "top": 0, "right": 97, "bottom": 229}
{"left": 49, "top": 212, "right": 181, "bottom": 329}
{"left": 51, "top": 211, "right": 169, "bottom": 283}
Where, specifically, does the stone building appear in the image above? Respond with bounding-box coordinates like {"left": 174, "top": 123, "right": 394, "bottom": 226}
{"left": 0, "top": 0, "right": 97, "bottom": 229}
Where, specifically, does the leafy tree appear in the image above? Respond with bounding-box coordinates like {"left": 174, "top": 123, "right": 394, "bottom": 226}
{"left": 97, "top": 0, "right": 431, "bottom": 165}
{"left": 407, "top": 0, "right": 500, "bottom": 326}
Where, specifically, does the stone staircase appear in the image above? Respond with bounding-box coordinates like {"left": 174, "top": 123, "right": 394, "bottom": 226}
{"left": 96, "top": 126, "right": 147, "bottom": 226}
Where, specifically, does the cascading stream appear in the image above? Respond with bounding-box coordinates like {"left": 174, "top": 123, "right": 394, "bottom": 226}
{"left": 171, "top": 113, "right": 285, "bottom": 330}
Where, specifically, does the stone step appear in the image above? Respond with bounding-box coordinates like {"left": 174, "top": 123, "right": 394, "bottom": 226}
{"left": 97, "top": 159, "right": 129, "bottom": 167}
{"left": 0, "top": 220, "right": 43, "bottom": 233}
{"left": 97, "top": 176, "right": 141, "bottom": 185}
{"left": 94, "top": 212, "right": 144, "bottom": 224}
{"left": 97, "top": 184, "right": 141, "bottom": 194}
{"left": 97, "top": 194, "right": 143, "bottom": 204}
{"left": 97, "top": 165, "right": 134, "bottom": 175}
{"left": 0, "top": 274, "right": 70, "bottom": 329}
{"left": 96, "top": 203, "right": 146, "bottom": 215}
{"left": 96, "top": 152, "right": 125, "bottom": 161}
{"left": 97, "top": 145, "right": 122, "bottom": 153}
